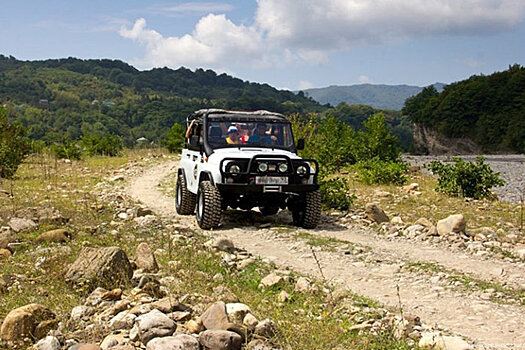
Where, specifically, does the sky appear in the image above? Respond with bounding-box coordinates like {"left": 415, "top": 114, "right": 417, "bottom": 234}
{"left": 0, "top": 0, "right": 524, "bottom": 90}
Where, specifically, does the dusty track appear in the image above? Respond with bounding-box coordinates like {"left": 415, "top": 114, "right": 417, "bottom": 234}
{"left": 127, "top": 160, "right": 525, "bottom": 349}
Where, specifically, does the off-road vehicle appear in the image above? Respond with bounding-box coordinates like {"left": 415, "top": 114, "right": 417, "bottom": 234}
{"left": 175, "top": 109, "right": 321, "bottom": 230}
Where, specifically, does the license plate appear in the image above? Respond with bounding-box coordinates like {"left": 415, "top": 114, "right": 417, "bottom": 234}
{"left": 256, "top": 176, "right": 288, "bottom": 185}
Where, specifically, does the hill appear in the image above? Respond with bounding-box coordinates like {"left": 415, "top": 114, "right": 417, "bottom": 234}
{"left": 302, "top": 83, "right": 445, "bottom": 110}
{"left": 403, "top": 64, "right": 525, "bottom": 153}
{"left": 0, "top": 55, "right": 322, "bottom": 145}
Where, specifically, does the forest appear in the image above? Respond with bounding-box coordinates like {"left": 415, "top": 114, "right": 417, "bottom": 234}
{"left": 403, "top": 64, "right": 525, "bottom": 153}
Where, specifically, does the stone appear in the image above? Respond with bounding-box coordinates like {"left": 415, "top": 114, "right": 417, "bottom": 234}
{"left": 65, "top": 246, "right": 133, "bottom": 291}
{"left": 136, "top": 207, "right": 154, "bottom": 217}
{"left": 294, "top": 277, "right": 311, "bottom": 292}
{"left": 85, "top": 287, "right": 108, "bottom": 306}
{"left": 415, "top": 218, "right": 433, "bottom": 227}
{"left": 185, "top": 318, "right": 204, "bottom": 334}
{"left": 34, "top": 319, "right": 58, "bottom": 339}
{"left": 260, "top": 273, "right": 283, "bottom": 288}
{"left": 8, "top": 217, "right": 38, "bottom": 233}
{"left": 225, "top": 303, "right": 251, "bottom": 325}
{"left": 199, "top": 330, "right": 242, "bottom": 350}
{"left": 437, "top": 214, "right": 466, "bottom": 235}
{"left": 35, "top": 336, "right": 61, "bottom": 350}
{"left": 243, "top": 313, "right": 259, "bottom": 330}
{"left": 101, "top": 288, "right": 122, "bottom": 301}
{"left": 146, "top": 334, "right": 200, "bottom": 350}
{"left": 0, "top": 303, "right": 55, "bottom": 341}
{"left": 109, "top": 311, "right": 137, "bottom": 329}
{"left": 150, "top": 297, "right": 187, "bottom": 313}
{"left": 110, "top": 175, "right": 125, "bottom": 182}
{"left": 418, "top": 332, "right": 471, "bottom": 349}
{"left": 36, "top": 229, "right": 71, "bottom": 244}
{"left": 391, "top": 216, "right": 404, "bottom": 224}
{"left": 135, "top": 242, "right": 159, "bottom": 272}
{"left": 404, "top": 224, "right": 425, "bottom": 237}
{"left": 136, "top": 309, "right": 176, "bottom": 344}
{"left": 201, "top": 301, "right": 229, "bottom": 330}
{"left": 403, "top": 183, "right": 419, "bottom": 192}
{"left": 69, "top": 344, "right": 102, "bottom": 350}
{"left": 254, "top": 319, "right": 279, "bottom": 338}
{"left": 365, "top": 203, "right": 389, "bottom": 223}
{"left": 278, "top": 290, "right": 290, "bottom": 302}
{"left": 168, "top": 311, "right": 192, "bottom": 322}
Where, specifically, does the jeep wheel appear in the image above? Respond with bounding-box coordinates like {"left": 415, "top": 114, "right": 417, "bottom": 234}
{"left": 175, "top": 173, "right": 196, "bottom": 215}
{"left": 259, "top": 206, "right": 279, "bottom": 216}
{"left": 292, "top": 190, "right": 321, "bottom": 229}
{"left": 196, "top": 181, "right": 222, "bottom": 229}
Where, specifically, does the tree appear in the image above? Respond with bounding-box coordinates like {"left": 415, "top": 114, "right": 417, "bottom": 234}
{"left": 0, "top": 107, "right": 30, "bottom": 179}
{"left": 163, "top": 123, "right": 186, "bottom": 153}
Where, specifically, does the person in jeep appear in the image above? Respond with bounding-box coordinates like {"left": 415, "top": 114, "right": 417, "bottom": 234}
{"left": 175, "top": 109, "right": 321, "bottom": 230}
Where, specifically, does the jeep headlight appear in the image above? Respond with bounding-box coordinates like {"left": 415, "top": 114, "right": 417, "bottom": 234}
{"left": 258, "top": 162, "right": 268, "bottom": 172}
{"left": 278, "top": 163, "right": 288, "bottom": 173}
{"left": 296, "top": 165, "right": 308, "bottom": 176}
{"left": 229, "top": 164, "right": 241, "bottom": 175}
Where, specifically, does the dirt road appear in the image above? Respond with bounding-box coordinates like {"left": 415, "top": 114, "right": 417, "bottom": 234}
{"left": 127, "top": 160, "right": 525, "bottom": 349}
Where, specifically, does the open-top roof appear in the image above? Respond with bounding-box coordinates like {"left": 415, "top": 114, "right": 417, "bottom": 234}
{"left": 189, "top": 109, "right": 287, "bottom": 123}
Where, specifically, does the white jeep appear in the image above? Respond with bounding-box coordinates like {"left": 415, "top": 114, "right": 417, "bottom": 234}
{"left": 175, "top": 109, "right": 321, "bottom": 230}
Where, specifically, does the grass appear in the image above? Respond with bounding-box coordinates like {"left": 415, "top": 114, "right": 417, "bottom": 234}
{"left": 0, "top": 149, "right": 419, "bottom": 349}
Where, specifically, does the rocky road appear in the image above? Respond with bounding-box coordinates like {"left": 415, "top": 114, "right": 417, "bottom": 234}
{"left": 127, "top": 160, "right": 525, "bottom": 350}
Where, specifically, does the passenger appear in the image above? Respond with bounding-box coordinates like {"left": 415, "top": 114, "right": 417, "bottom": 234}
{"left": 226, "top": 126, "right": 241, "bottom": 144}
{"left": 249, "top": 123, "right": 277, "bottom": 145}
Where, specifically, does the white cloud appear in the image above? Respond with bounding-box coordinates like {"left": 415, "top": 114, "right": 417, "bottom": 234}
{"left": 358, "top": 75, "right": 370, "bottom": 83}
{"left": 297, "top": 80, "right": 314, "bottom": 90}
{"left": 148, "top": 2, "right": 234, "bottom": 16}
{"left": 460, "top": 58, "right": 484, "bottom": 68}
{"left": 120, "top": 0, "right": 525, "bottom": 69}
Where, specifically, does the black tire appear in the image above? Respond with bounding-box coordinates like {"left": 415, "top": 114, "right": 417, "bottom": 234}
{"left": 175, "top": 173, "right": 196, "bottom": 215}
{"left": 292, "top": 190, "right": 321, "bottom": 229}
{"left": 196, "top": 181, "right": 222, "bottom": 229}
{"left": 259, "top": 206, "right": 279, "bottom": 216}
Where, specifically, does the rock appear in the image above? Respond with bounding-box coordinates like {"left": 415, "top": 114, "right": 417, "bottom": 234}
{"left": 35, "top": 336, "right": 61, "bottom": 350}
{"left": 201, "top": 301, "right": 229, "bottom": 330}
{"left": 85, "top": 287, "right": 109, "bottom": 306}
{"left": 150, "top": 297, "right": 187, "bottom": 313}
{"left": 243, "top": 313, "right": 259, "bottom": 330}
{"left": 168, "top": 311, "right": 191, "bottom": 322}
{"left": 8, "top": 217, "right": 38, "bottom": 233}
{"left": 136, "top": 207, "right": 153, "bottom": 217}
{"left": 199, "top": 330, "right": 242, "bottom": 350}
{"left": 294, "top": 277, "right": 311, "bottom": 293}
{"left": 418, "top": 332, "right": 471, "bottom": 349}
{"left": 69, "top": 344, "right": 102, "bottom": 350}
{"left": 185, "top": 318, "right": 204, "bottom": 334}
{"left": 109, "top": 311, "right": 137, "bottom": 329}
{"left": 403, "top": 183, "right": 419, "bottom": 192}
{"left": 212, "top": 286, "right": 239, "bottom": 303}
{"left": 135, "top": 243, "right": 159, "bottom": 272}
{"left": 71, "top": 305, "right": 95, "bottom": 321}
{"left": 34, "top": 319, "right": 58, "bottom": 339}
{"left": 146, "top": 334, "right": 200, "bottom": 350}
{"left": 212, "top": 238, "right": 235, "bottom": 252}
{"left": 65, "top": 246, "right": 133, "bottom": 291}
{"left": 0, "top": 237, "right": 10, "bottom": 249}
{"left": 226, "top": 303, "right": 251, "bottom": 325}
{"left": 254, "top": 319, "right": 279, "bottom": 338}
{"left": 374, "top": 190, "right": 392, "bottom": 198}
{"left": 515, "top": 248, "right": 525, "bottom": 260}
{"left": 365, "top": 204, "right": 389, "bottom": 223}
{"left": 391, "top": 216, "right": 403, "bottom": 224}
{"left": 260, "top": 273, "right": 283, "bottom": 288}
{"left": 404, "top": 224, "right": 425, "bottom": 238}
{"left": 278, "top": 290, "right": 290, "bottom": 302}
{"left": 101, "top": 288, "right": 122, "bottom": 301}
{"left": 415, "top": 218, "right": 433, "bottom": 227}
{"left": 36, "top": 229, "right": 71, "bottom": 244}
{"left": 109, "top": 175, "right": 125, "bottom": 182}
{"left": 0, "top": 248, "right": 11, "bottom": 258}
{"left": 136, "top": 309, "right": 176, "bottom": 344}
{"left": 437, "top": 214, "right": 466, "bottom": 235}
{"left": 0, "top": 304, "right": 55, "bottom": 341}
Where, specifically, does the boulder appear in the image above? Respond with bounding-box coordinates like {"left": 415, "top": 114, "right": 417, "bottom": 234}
{"left": 69, "top": 344, "right": 102, "bottom": 350}
{"left": 201, "top": 301, "right": 229, "bottom": 330}
{"left": 36, "top": 229, "right": 71, "bottom": 244}
{"left": 185, "top": 318, "right": 204, "bottom": 334}
{"left": 260, "top": 273, "right": 283, "bottom": 288}
{"left": 146, "top": 335, "right": 200, "bottom": 350}
{"left": 109, "top": 311, "right": 136, "bottom": 329}
{"left": 135, "top": 243, "right": 159, "bottom": 272}
{"left": 65, "top": 247, "right": 133, "bottom": 291}
{"left": 8, "top": 217, "right": 38, "bottom": 233}
{"left": 136, "top": 207, "right": 153, "bottom": 217}
{"left": 255, "top": 319, "right": 279, "bottom": 338}
{"left": 35, "top": 336, "right": 61, "bottom": 350}
{"left": 225, "top": 303, "right": 250, "bottom": 325}
{"left": 0, "top": 304, "right": 55, "bottom": 341}
{"left": 199, "top": 330, "right": 242, "bottom": 350}
{"left": 243, "top": 313, "right": 259, "bottom": 330}
{"left": 365, "top": 204, "right": 389, "bottom": 223}
{"left": 294, "top": 277, "right": 311, "bottom": 293}
{"left": 437, "top": 214, "right": 466, "bottom": 236}
{"left": 135, "top": 309, "right": 176, "bottom": 344}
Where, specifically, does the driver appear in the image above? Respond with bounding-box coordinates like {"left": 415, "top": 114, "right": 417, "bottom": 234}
{"left": 248, "top": 123, "right": 276, "bottom": 144}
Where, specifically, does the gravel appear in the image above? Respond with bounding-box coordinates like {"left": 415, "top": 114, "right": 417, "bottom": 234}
{"left": 403, "top": 154, "right": 525, "bottom": 203}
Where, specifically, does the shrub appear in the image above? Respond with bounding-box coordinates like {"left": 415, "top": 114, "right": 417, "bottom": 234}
{"left": 51, "top": 137, "right": 82, "bottom": 160}
{"left": 319, "top": 175, "right": 355, "bottom": 210}
{"left": 163, "top": 123, "right": 186, "bottom": 153}
{"left": 0, "top": 108, "right": 30, "bottom": 179}
{"left": 355, "top": 158, "right": 408, "bottom": 185}
{"left": 81, "top": 133, "right": 123, "bottom": 157}
{"left": 428, "top": 157, "right": 505, "bottom": 199}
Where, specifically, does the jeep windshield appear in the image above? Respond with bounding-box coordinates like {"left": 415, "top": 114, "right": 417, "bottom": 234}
{"left": 206, "top": 119, "right": 295, "bottom": 151}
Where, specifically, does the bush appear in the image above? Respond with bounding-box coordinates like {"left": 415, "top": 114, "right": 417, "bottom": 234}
{"left": 355, "top": 158, "right": 408, "bottom": 185}
{"left": 0, "top": 108, "right": 30, "bottom": 179}
{"left": 319, "top": 176, "right": 355, "bottom": 210}
{"left": 428, "top": 157, "right": 505, "bottom": 199}
{"left": 163, "top": 123, "right": 186, "bottom": 153}
{"left": 51, "top": 137, "right": 82, "bottom": 160}
{"left": 81, "top": 133, "right": 123, "bottom": 157}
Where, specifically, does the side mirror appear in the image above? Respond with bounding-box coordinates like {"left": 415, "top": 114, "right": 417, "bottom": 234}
{"left": 190, "top": 135, "right": 199, "bottom": 147}
{"left": 296, "top": 138, "right": 305, "bottom": 150}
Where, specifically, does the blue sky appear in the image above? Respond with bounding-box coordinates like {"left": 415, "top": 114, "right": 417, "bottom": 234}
{"left": 1, "top": 0, "right": 524, "bottom": 90}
